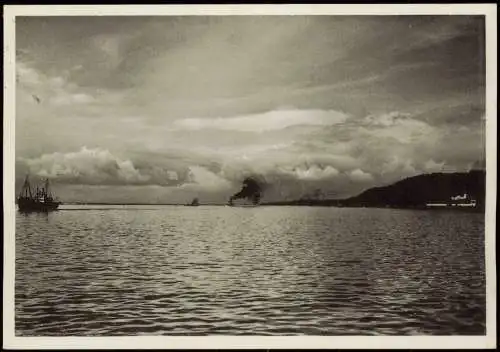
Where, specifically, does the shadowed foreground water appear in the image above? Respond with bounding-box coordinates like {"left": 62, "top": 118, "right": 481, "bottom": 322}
{"left": 15, "top": 205, "right": 485, "bottom": 336}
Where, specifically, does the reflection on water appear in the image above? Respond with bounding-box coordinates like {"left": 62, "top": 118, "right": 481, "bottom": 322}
{"left": 15, "top": 206, "right": 485, "bottom": 335}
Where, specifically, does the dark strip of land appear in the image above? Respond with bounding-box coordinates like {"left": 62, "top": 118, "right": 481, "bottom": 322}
{"left": 58, "top": 170, "right": 486, "bottom": 213}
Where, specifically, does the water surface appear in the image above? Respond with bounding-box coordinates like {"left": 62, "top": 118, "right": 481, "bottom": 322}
{"left": 15, "top": 205, "right": 485, "bottom": 335}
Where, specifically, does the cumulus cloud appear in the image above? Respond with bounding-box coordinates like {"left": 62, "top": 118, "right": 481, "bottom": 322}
{"left": 281, "top": 165, "right": 340, "bottom": 181}
{"left": 349, "top": 168, "right": 375, "bottom": 183}
{"left": 172, "top": 109, "right": 349, "bottom": 132}
{"left": 424, "top": 159, "right": 445, "bottom": 173}
{"left": 360, "top": 111, "right": 438, "bottom": 144}
{"left": 184, "top": 165, "right": 232, "bottom": 191}
{"left": 18, "top": 147, "right": 181, "bottom": 186}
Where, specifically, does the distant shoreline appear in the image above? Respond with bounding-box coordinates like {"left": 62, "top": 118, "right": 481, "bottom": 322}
{"left": 54, "top": 202, "right": 484, "bottom": 213}
{"left": 28, "top": 170, "right": 484, "bottom": 214}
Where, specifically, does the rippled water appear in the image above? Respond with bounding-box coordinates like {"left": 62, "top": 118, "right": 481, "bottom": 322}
{"left": 15, "top": 205, "right": 485, "bottom": 336}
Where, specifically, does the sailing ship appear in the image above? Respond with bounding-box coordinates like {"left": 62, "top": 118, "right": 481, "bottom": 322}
{"left": 185, "top": 197, "right": 200, "bottom": 206}
{"left": 17, "top": 175, "right": 61, "bottom": 212}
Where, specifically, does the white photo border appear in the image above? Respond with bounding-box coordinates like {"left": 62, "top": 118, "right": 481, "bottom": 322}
{"left": 3, "top": 4, "right": 497, "bottom": 350}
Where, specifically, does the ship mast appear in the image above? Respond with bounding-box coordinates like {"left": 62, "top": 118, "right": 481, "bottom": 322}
{"left": 45, "top": 178, "right": 52, "bottom": 200}
{"left": 45, "top": 178, "right": 51, "bottom": 199}
{"left": 19, "top": 174, "right": 33, "bottom": 199}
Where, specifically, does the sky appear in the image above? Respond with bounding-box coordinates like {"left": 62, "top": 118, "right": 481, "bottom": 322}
{"left": 15, "top": 15, "right": 486, "bottom": 204}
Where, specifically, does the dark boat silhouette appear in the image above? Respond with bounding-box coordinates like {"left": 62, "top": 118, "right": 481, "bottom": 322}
{"left": 185, "top": 197, "right": 200, "bottom": 206}
{"left": 17, "top": 175, "right": 61, "bottom": 212}
{"left": 227, "top": 196, "right": 260, "bottom": 207}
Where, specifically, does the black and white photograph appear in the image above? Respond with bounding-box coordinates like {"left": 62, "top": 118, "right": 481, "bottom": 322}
{"left": 3, "top": 4, "right": 497, "bottom": 350}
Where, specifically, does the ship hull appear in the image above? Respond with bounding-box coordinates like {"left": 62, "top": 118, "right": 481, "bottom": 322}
{"left": 227, "top": 199, "right": 259, "bottom": 207}
{"left": 17, "top": 199, "right": 60, "bottom": 212}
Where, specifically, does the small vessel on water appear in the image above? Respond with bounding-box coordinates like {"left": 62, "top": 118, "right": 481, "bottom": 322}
{"left": 426, "top": 193, "right": 477, "bottom": 208}
{"left": 17, "top": 175, "right": 61, "bottom": 212}
{"left": 185, "top": 197, "right": 200, "bottom": 206}
{"left": 227, "top": 196, "right": 260, "bottom": 207}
